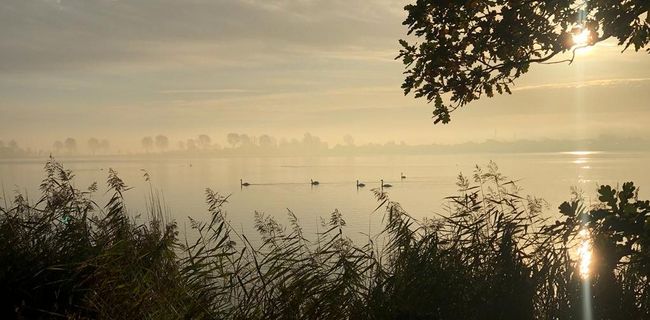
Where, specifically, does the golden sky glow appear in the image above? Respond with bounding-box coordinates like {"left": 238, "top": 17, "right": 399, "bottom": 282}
{"left": 0, "top": 1, "right": 648, "bottom": 151}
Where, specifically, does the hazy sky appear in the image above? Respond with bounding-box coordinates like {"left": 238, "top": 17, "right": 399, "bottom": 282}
{"left": 1, "top": 0, "right": 649, "bottom": 151}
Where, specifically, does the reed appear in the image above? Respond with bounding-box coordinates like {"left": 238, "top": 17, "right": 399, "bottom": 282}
{"left": 1, "top": 158, "right": 649, "bottom": 319}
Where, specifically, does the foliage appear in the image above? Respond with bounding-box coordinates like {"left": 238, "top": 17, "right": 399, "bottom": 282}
{"left": 398, "top": 0, "right": 649, "bottom": 123}
{"left": 1, "top": 159, "right": 650, "bottom": 318}
{"left": 547, "top": 181, "right": 650, "bottom": 319}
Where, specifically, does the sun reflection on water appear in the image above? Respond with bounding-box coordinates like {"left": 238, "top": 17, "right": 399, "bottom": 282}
{"left": 573, "top": 158, "right": 588, "bottom": 164}
{"left": 578, "top": 228, "right": 593, "bottom": 279}
{"left": 563, "top": 151, "right": 599, "bottom": 156}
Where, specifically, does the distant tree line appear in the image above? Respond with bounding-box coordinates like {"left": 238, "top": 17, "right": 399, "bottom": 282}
{"left": 0, "top": 137, "right": 111, "bottom": 158}
{"left": 138, "top": 133, "right": 329, "bottom": 156}
{"left": 51, "top": 137, "right": 111, "bottom": 155}
{"left": 134, "top": 133, "right": 650, "bottom": 157}
{"left": 0, "top": 140, "right": 34, "bottom": 158}
{"left": 3, "top": 134, "right": 650, "bottom": 159}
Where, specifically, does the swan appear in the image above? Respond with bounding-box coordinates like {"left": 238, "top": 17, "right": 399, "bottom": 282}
{"left": 381, "top": 179, "right": 392, "bottom": 188}
{"left": 240, "top": 179, "right": 250, "bottom": 187}
{"left": 356, "top": 180, "right": 366, "bottom": 188}
{"left": 311, "top": 179, "right": 320, "bottom": 185}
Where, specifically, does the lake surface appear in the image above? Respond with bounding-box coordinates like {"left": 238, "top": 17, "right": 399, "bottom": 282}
{"left": 2, "top": 152, "right": 649, "bottom": 244}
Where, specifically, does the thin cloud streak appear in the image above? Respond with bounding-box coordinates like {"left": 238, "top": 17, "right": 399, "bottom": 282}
{"left": 159, "top": 89, "right": 256, "bottom": 94}
{"left": 513, "top": 77, "right": 650, "bottom": 92}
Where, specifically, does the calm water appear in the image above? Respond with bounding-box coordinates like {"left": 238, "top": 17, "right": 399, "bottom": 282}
{"left": 1, "top": 152, "right": 649, "bottom": 243}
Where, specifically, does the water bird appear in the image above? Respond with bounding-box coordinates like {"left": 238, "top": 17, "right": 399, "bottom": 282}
{"left": 356, "top": 180, "right": 366, "bottom": 188}
{"left": 311, "top": 179, "right": 320, "bottom": 186}
{"left": 240, "top": 179, "right": 250, "bottom": 187}
{"left": 401, "top": 172, "right": 406, "bottom": 179}
{"left": 381, "top": 179, "right": 392, "bottom": 189}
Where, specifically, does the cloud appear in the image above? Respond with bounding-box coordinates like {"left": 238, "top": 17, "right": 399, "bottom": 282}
{"left": 159, "top": 89, "right": 256, "bottom": 94}
{"left": 512, "top": 77, "right": 650, "bottom": 92}
{"left": 0, "top": 0, "right": 406, "bottom": 74}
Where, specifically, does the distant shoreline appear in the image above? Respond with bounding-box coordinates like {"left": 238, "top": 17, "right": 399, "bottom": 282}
{"left": 2, "top": 149, "right": 650, "bottom": 163}
{"left": 3, "top": 136, "right": 650, "bottom": 160}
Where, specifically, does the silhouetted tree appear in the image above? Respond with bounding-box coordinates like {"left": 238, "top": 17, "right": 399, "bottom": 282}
{"left": 155, "top": 135, "right": 169, "bottom": 152}
{"left": 198, "top": 134, "right": 211, "bottom": 150}
{"left": 87, "top": 138, "right": 100, "bottom": 155}
{"left": 99, "top": 139, "right": 110, "bottom": 153}
{"left": 398, "top": 0, "right": 649, "bottom": 123}
{"left": 141, "top": 137, "right": 154, "bottom": 153}
{"left": 302, "top": 133, "right": 327, "bottom": 150}
{"left": 186, "top": 139, "right": 197, "bottom": 151}
{"left": 227, "top": 133, "right": 240, "bottom": 148}
{"left": 0, "top": 140, "right": 24, "bottom": 157}
{"left": 53, "top": 141, "right": 64, "bottom": 154}
{"left": 239, "top": 134, "right": 252, "bottom": 147}
{"left": 64, "top": 138, "right": 77, "bottom": 154}
{"left": 258, "top": 134, "right": 276, "bottom": 148}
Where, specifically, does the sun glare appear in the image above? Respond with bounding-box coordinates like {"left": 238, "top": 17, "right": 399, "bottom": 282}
{"left": 573, "top": 158, "right": 588, "bottom": 164}
{"left": 572, "top": 28, "right": 591, "bottom": 47}
{"left": 565, "top": 151, "right": 599, "bottom": 156}
{"left": 570, "top": 27, "right": 595, "bottom": 54}
{"left": 578, "top": 228, "right": 593, "bottom": 279}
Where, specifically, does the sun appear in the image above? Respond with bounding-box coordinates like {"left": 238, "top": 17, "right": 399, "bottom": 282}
{"left": 572, "top": 28, "right": 592, "bottom": 47}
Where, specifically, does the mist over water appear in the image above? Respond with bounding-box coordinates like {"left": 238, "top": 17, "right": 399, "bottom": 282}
{"left": 2, "top": 151, "right": 649, "bottom": 243}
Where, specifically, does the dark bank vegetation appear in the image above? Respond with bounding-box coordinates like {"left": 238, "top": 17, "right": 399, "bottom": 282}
{"left": 1, "top": 158, "right": 650, "bottom": 319}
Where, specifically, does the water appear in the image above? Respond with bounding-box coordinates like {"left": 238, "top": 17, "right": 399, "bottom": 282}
{"left": 1, "top": 152, "right": 649, "bottom": 243}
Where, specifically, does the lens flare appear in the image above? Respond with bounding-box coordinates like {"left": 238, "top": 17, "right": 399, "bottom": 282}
{"left": 578, "top": 228, "right": 593, "bottom": 279}
{"left": 572, "top": 28, "right": 592, "bottom": 47}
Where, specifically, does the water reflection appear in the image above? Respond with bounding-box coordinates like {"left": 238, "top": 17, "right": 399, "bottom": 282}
{"left": 1, "top": 152, "right": 649, "bottom": 244}
{"left": 573, "top": 157, "right": 588, "bottom": 164}
{"left": 563, "top": 151, "right": 601, "bottom": 156}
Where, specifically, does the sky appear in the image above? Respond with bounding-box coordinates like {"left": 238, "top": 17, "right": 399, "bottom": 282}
{"left": 1, "top": 0, "right": 649, "bottom": 151}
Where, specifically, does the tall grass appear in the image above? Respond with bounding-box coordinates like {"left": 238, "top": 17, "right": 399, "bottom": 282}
{"left": 1, "top": 158, "right": 649, "bottom": 319}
